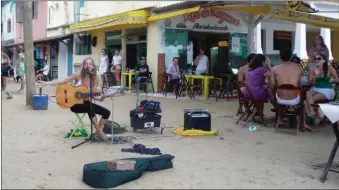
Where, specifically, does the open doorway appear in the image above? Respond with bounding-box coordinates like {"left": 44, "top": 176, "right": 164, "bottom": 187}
{"left": 188, "top": 31, "right": 230, "bottom": 75}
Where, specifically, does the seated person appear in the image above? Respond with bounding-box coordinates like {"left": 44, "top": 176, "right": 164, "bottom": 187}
{"left": 242, "top": 54, "right": 272, "bottom": 102}
{"left": 36, "top": 57, "right": 111, "bottom": 141}
{"left": 166, "top": 57, "right": 181, "bottom": 85}
{"left": 132, "top": 56, "right": 149, "bottom": 90}
{"left": 36, "top": 61, "right": 50, "bottom": 81}
{"left": 271, "top": 49, "right": 303, "bottom": 106}
{"left": 290, "top": 55, "right": 301, "bottom": 65}
{"left": 305, "top": 53, "right": 339, "bottom": 117}
{"left": 238, "top": 53, "right": 256, "bottom": 82}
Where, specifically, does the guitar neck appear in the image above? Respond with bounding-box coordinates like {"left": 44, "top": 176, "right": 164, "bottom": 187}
{"left": 81, "top": 92, "right": 102, "bottom": 98}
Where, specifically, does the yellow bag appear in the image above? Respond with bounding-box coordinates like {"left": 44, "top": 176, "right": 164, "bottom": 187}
{"left": 171, "top": 126, "right": 218, "bottom": 136}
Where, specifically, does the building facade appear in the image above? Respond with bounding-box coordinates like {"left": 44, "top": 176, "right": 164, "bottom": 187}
{"left": 1, "top": 1, "right": 15, "bottom": 44}
{"left": 67, "top": 1, "right": 339, "bottom": 92}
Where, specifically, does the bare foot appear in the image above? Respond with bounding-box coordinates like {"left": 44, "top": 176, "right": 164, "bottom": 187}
{"left": 98, "top": 131, "right": 109, "bottom": 141}
{"left": 304, "top": 123, "right": 314, "bottom": 132}
{"left": 17, "top": 88, "right": 23, "bottom": 92}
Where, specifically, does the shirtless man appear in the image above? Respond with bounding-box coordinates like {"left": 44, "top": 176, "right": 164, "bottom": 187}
{"left": 238, "top": 53, "right": 256, "bottom": 82}
{"left": 271, "top": 49, "right": 305, "bottom": 127}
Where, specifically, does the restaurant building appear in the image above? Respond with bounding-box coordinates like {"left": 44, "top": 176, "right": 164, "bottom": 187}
{"left": 146, "top": 2, "right": 339, "bottom": 92}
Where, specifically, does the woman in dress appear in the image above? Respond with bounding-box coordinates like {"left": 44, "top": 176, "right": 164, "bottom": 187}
{"left": 17, "top": 46, "right": 25, "bottom": 92}
{"left": 305, "top": 53, "right": 338, "bottom": 116}
{"left": 36, "top": 57, "right": 111, "bottom": 141}
{"left": 98, "top": 48, "right": 109, "bottom": 86}
{"left": 242, "top": 54, "right": 272, "bottom": 102}
{"left": 111, "top": 49, "right": 122, "bottom": 85}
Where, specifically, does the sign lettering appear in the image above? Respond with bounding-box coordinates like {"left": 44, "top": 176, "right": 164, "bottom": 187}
{"left": 192, "top": 23, "right": 228, "bottom": 30}
{"left": 183, "top": 8, "right": 240, "bottom": 26}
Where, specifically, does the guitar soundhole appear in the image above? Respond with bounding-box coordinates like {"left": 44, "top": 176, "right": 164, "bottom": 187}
{"left": 64, "top": 90, "right": 68, "bottom": 103}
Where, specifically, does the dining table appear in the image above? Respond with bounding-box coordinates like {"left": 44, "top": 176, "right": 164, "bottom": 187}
{"left": 121, "top": 71, "right": 137, "bottom": 92}
{"left": 185, "top": 75, "right": 215, "bottom": 100}
{"left": 310, "top": 103, "right": 339, "bottom": 183}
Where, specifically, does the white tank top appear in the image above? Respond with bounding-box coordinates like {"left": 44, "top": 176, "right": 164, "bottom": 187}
{"left": 196, "top": 55, "right": 207, "bottom": 71}
{"left": 99, "top": 56, "right": 108, "bottom": 69}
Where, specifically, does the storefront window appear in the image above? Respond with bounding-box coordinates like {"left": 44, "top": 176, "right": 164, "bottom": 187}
{"left": 75, "top": 34, "right": 92, "bottom": 55}
{"left": 164, "top": 29, "right": 188, "bottom": 68}
{"left": 273, "top": 31, "right": 293, "bottom": 51}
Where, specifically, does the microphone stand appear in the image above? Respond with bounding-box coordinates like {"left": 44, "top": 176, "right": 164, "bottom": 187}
{"left": 72, "top": 70, "right": 95, "bottom": 149}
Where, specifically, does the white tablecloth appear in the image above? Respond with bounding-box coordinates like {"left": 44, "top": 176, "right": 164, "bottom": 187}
{"left": 318, "top": 103, "right": 339, "bottom": 124}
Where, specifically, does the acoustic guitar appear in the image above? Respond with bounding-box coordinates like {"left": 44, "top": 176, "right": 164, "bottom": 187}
{"left": 55, "top": 84, "right": 125, "bottom": 109}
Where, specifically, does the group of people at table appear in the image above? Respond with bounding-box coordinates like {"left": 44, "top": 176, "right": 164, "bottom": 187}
{"left": 237, "top": 40, "right": 338, "bottom": 131}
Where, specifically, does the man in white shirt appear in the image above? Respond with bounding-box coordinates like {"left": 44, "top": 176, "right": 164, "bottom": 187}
{"left": 112, "top": 49, "right": 122, "bottom": 85}
{"left": 194, "top": 49, "right": 209, "bottom": 75}
{"left": 35, "top": 61, "right": 50, "bottom": 81}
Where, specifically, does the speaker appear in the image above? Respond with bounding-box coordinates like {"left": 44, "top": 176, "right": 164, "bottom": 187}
{"left": 184, "top": 109, "right": 211, "bottom": 131}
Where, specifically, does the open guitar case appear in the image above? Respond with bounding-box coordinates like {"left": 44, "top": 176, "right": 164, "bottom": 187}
{"left": 83, "top": 154, "right": 175, "bottom": 188}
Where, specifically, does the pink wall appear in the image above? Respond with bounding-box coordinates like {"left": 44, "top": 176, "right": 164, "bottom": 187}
{"left": 15, "top": 1, "right": 47, "bottom": 43}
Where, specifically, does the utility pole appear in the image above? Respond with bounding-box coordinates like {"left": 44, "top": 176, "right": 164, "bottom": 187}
{"left": 23, "top": 1, "right": 36, "bottom": 107}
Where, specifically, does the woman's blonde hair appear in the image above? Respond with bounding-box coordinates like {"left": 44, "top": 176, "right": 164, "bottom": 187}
{"left": 81, "top": 57, "right": 98, "bottom": 86}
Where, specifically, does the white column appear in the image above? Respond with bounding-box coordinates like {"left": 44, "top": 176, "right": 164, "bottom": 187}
{"left": 121, "top": 29, "right": 127, "bottom": 72}
{"left": 254, "top": 22, "right": 263, "bottom": 54}
{"left": 293, "top": 23, "right": 308, "bottom": 60}
{"left": 320, "top": 28, "right": 333, "bottom": 61}
{"left": 247, "top": 15, "right": 255, "bottom": 54}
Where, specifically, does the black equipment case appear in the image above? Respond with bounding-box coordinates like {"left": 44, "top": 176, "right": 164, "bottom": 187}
{"left": 130, "top": 109, "right": 162, "bottom": 131}
{"left": 184, "top": 109, "right": 211, "bottom": 131}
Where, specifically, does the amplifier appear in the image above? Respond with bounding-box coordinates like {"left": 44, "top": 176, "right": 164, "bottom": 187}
{"left": 184, "top": 109, "right": 211, "bottom": 131}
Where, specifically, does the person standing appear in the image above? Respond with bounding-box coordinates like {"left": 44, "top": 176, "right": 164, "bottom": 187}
{"left": 111, "top": 49, "right": 122, "bottom": 85}
{"left": 99, "top": 48, "right": 109, "bottom": 86}
{"left": 17, "top": 46, "right": 25, "bottom": 92}
{"left": 308, "top": 35, "right": 330, "bottom": 71}
{"left": 1, "top": 52, "right": 13, "bottom": 99}
{"left": 194, "top": 48, "right": 209, "bottom": 75}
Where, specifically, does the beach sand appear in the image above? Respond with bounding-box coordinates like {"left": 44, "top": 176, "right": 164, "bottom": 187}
{"left": 2, "top": 82, "right": 339, "bottom": 189}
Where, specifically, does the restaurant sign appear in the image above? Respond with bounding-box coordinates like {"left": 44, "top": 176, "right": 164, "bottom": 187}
{"left": 163, "top": 8, "right": 247, "bottom": 33}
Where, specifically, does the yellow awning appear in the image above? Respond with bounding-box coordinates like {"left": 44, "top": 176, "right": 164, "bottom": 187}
{"left": 69, "top": 10, "right": 150, "bottom": 33}
{"left": 147, "top": 6, "right": 201, "bottom": 22}
{"left": 210, "top": 5, "right": 339, "bottom": 31}
{"left": 269, "top": 7, "right": 339, "bottom": 30}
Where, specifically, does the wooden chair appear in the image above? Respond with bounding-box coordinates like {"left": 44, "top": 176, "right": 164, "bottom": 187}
{"left": 235, "top": 81, "right": 266, "bottom": 127}
{"left": 207, "top": 78, "right": 219, "bottom": 102}
{"left": 235, "top": 80, "right": 244, "bottom": 115}
{"left": 274, "top": 84, "right": 304, "bottom": 135}
{"left": 219, "top": 74, "right": 235, "bottom": 101}
{"left": 163, "top": 74, "right": 180, "bottom": 97}
{"left": 177, "top": 73, "right": 195, "bottom": 99}
{"left": 139, "top": 72, "right": 155, "bottom": 94}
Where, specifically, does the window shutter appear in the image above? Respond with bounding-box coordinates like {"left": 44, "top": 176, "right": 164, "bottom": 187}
{"left": 32, "top": 1, "right": 38, "bottom": 19}
{"left": 7, "top": 19, "right": 11, "bottom": 33}
{"left": 16, "top": 2, "right": 24, "bottom": 23}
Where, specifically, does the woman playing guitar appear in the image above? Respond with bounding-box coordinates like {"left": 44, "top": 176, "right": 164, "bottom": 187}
{"left": 36, "top": 57, "right": 111, "bottom": 141}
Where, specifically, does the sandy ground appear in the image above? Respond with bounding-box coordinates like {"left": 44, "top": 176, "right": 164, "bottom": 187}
{"left": 2, "top": 81, "right": 339, "bottom": 189}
